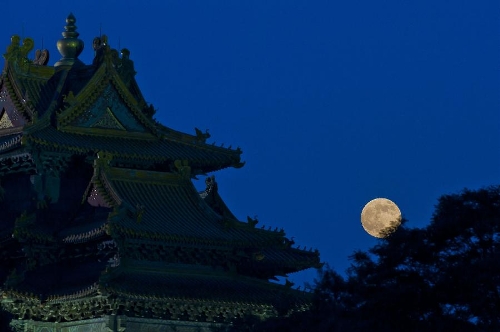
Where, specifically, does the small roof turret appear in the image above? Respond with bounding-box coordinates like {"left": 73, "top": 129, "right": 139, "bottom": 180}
{"left": 55, "top": 13, "right": 84, "bottom": 67}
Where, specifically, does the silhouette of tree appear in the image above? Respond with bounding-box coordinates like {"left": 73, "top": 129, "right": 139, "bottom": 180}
{"left": 249, "top": 186, "right": 500, "bottom": 331}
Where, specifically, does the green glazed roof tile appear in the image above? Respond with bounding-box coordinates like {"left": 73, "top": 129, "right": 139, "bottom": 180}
{"left": 25, "top": 126, "right": 241, "bottom": 170}
{"left": 106, "top": 265, "right": 311, "bottom": 306}
{"left": 103, "top": 167, "right": 277, "bottom": 245}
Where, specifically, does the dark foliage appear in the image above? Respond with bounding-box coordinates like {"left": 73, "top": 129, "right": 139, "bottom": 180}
{"left": 249, "top": 186, "right": 500, "bottom": 331}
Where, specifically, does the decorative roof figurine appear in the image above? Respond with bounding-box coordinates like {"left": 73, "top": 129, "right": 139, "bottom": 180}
{"left": 0, "top": 14, "right": 321, "bottom": 332}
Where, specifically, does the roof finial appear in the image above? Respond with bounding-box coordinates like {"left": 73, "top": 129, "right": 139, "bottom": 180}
{"left": 55, "top": 13, "right": 84, "bottom": 67}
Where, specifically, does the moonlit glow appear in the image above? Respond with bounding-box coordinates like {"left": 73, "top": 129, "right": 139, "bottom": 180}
{"left": 361, "top": 198, "right": 402, "bottom": 238}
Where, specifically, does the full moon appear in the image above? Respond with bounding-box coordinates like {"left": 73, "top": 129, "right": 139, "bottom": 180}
{"left": 361, "top": 198, "right": 402, "bottom": 238}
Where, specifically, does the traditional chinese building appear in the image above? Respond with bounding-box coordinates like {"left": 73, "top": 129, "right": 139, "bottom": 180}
{"left": 0, "top": 14, "right": 321, "bottom": 332}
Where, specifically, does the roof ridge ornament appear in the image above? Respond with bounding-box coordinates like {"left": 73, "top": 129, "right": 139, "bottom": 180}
{"left": 174, "top": 159, "right": 191, "bottom": 178}
{"left": 55, "top": 13, "right": 84, "bottom": 68}
{"left": 3, "top": 35, "right": 34, "bottom": 70}
{"left": 33, "top": 49, "right": 49, "bottom": 66}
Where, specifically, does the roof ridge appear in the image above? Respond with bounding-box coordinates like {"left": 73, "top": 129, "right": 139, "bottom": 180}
{"left": 23, "top": 68, "right": 70, "bottom": 132}
{"left": 56, "top": 64, "right": 107, "bottom": 125}
{"left": 91, "top": 156, "right": 123, "bottom": 207}
{"left": 2, "top": 66, "right": 35, "bottom": 122}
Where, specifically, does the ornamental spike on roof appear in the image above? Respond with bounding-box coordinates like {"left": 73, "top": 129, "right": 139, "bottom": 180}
{"left": 55, "top": 13, "right": 85, "bottom": 67}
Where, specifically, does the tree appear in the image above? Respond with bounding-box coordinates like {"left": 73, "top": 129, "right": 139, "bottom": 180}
{"left": 251, "top": 186, "right": 500, "bottom": 331}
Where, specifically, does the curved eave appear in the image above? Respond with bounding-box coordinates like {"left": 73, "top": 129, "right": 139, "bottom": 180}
{"left": 199, "top": 189, "right": 321, "bottom": 275}
{"left": 1, "top": 263, "right": 311, "bottom": 322}
{"left": 261, "top": 247, "right": 322, "bottom": 273}
{"left": 103, "top": 264, "right": 312, "bottom": 309}
{"left": 58, "top": 221, "right": 109, "bottom": 245}
{"left": 24, "top": 126, "right": 242, "bottom": 171}
{"left": 101, "top": 167, "right": 284, "bottom": 247}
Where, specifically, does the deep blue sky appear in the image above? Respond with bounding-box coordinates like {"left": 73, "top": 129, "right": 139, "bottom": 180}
{"left": 2, "top": 1, "right": 499, "bottom": 286}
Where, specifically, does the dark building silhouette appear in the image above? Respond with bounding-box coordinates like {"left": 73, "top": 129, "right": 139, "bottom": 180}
{"left": 0, "top": 14, "right": 321, "bottom": 331}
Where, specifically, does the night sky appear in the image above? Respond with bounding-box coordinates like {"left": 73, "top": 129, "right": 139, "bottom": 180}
{"left": 1, "top": 1, "right": 499, "bottom": 287}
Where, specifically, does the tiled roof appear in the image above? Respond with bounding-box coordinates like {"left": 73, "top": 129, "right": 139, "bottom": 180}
{"left": 101, "top": 167, "right": 280, "bottom": 246}
{"left": 3, "top": 50, "right": 243, "bottom": 173}
{"left": 2, "top": 262, "right": 310, "bottom": 322}
{"left": 258, "top": 247, "right": 322, "bottom": 273}
{"left": 92, "top": 166, "right": 320, "bottom": 275}
{"left": 64, "top": 66, "right": 99, "bottom": 98}
{"left": 56, "top": 63, "right": 157, "bottom": 134}
{"left": 25, "top": 125, "right": 241, "bottom": 171}
{"left": 58, "top": 218, "right": 109, "bottom": 243}
{"left": 2, "top": 63, "right": 58, "bottom": 119}
{"left": 105, "top": 263, "right": 311, "bottom": 307}
{"left": 0, "top": 29, "right": 320, "bottom": 325}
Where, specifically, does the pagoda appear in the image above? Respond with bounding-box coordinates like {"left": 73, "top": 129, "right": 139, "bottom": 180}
{"left": 0, "top": 14, "right": 321, "bottom": 332}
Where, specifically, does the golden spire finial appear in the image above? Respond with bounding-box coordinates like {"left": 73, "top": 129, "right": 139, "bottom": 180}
{"left": 55, "top": 13, "right": 84, "bottom": 67}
